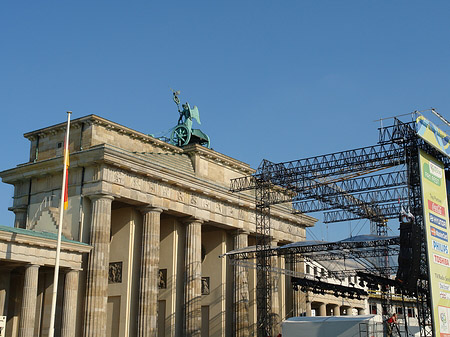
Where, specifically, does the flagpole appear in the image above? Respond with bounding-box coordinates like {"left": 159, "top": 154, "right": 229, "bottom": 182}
{"left": 49, "top": 111, "right": 71, "bottom": 337}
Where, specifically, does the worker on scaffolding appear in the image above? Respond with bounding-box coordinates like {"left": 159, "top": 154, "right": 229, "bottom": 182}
{"left": 386, "top": 312, "right": 401, "bottom": 336}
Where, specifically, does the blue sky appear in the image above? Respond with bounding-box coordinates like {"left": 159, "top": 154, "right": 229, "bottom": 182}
{"left": 1, "top": 1, "right": 450, "bottom": 240}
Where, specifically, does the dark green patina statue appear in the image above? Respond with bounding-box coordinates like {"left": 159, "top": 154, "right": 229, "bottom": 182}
{"left": 170, "top": 90, "right": 210, "bottom": 148}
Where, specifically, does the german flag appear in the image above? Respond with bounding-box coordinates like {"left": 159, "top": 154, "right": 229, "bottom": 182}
{"left": 63, "top": 139, "right": 69, "bottom": 210}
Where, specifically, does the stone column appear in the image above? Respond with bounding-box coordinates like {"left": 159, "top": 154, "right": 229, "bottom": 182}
{"left": 19, "top": 264, "right": 40, "bottom": 337}
{"left": 61, "top": 269, "right": 79, "bottom": 337}
{"left": 84, "top": 194, "right": 114, "bottom": 337}
{"left": 306, "top": 301, "right": 311, "bottom": 317}
{"left": 279, "top": 255, "right": 286, "bottom": 319}
{"left": 233, "top": 230, "right": 250, "bottom": 337}
{"left": 137, "top": 206, "right": 163, "bottom": 337}
{"left": 346, "top": 306, "right": 353, "bottom": 316}
{"left": 292, "top": 257, "right": 305, "bottom": 316}
{"left": 333, "top": 304, "right": 340, "bottom": 316}
{"left": 318, "top": 303, "right": 326, "bottom": 317}
{"left": 10, "top": 206, "right": 27, "bottom": 229}
{"left": 0, "top": 268, "right": 11, "bottom": 316}
{"left": 184, "top": 218, "right": 203, "bottom": 337}
{"left": 270, "top": 240, "right": 280, "bottom": 336}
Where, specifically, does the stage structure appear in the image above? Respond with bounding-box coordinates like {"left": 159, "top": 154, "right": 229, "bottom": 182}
{"left": 230, "top": 112, "right": 450, "bottom": 337}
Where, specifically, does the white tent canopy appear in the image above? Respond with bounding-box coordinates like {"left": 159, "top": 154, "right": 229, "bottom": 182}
{"left": 282, "top": 315, "right": 376, "bottom": 337}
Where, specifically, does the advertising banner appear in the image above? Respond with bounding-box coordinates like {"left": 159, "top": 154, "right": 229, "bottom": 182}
{"left": 416, "top": 115, "right": 450, "bottom": 157}
{"left": 419, "top": 149, "right": 450, "bottom": 336}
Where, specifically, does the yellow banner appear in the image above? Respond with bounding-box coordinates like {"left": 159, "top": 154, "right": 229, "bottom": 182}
{"left": 420, "top": 149, "right": 450, "bottom": 336}
{"left": 417, "top": 115, "right": 450, "bottom": 157}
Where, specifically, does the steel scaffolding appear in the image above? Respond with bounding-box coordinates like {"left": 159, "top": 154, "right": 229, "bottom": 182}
{"left": 230, "top": 116, "right": 449, "bottom": 336}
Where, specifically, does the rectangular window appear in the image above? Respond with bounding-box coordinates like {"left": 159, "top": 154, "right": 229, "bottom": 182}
{"left": 370, "top": 305, "right": 377, "bottom": 315}
{"left": 306, "top": 265, "right": 310, "bottom": 274}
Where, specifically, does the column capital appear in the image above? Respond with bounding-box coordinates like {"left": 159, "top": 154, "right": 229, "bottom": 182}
{"left": 86, "top": 193, "right": 114, "bottom": 202}
{"left": 233, "top": 229, "right": 250, "bottom": 236}
{"left": 182, "top": 216, "right": 204, "bottom": 225}
{"left": 8, "top": 205, "right": 28, "bottom": 213}
{"left": 270, "top": 237, "right": 280, "bottom": 246}
{"left": 139, "top": 205, "right": 164, "bottom": 214}
{"left": 25, "top": 263, "right": 41, "bottom": 269}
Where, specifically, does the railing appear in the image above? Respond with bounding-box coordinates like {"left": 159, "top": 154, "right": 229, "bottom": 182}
{"left": 361, "top": 321, "right": 415, "bottom": 337}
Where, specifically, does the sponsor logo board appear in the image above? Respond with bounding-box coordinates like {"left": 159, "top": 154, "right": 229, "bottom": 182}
{"left": 434, "top": 240, "right": 450, "bottom": 254}
{"left": 429, "top": 200, "right": 446, "bottom": 217}
{"left": 430, "top": 213, "right": 447, "bottom": 229}
{"left": 434, "top": 254, "right": 450, "bottom": 267}
{"left": 431, "top": 226, "right": 449, "bottom": 242}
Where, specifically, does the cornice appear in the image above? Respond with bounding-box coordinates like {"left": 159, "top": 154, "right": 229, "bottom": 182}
{"left": 24, "top": 115, "right": 91, "bottom": 141}
{"left": 0, "top": 152, "right": 68, "bottom": 182}
{"left": 22, "top": 115, "right": 255, "bottom": 175}
{"left": 88, "top": 116, "right": 184, "bottom": 153}
{"left": 0, "top": 230, "right": 92, "bottom": 254}
{"left": 23, "top": 114, "right": 184, "bottom": 154}
{"left": 183, "top": 143, "right": 255, "bottom": 175}
{"left": 0, "top": 144, "right": 316, "bottom": 228}
{"left": 101, "top": 145, "right": 245, "bottom": 201}
{"left": 99, "top": 144, "right": 315, "bottom": 226}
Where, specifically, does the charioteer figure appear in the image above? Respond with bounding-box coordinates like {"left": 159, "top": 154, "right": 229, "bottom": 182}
{"left": 170, "top": 90, "right": 210, "bottom": 148}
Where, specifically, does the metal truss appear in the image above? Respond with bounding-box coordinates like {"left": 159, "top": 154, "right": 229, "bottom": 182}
{"left": 416, "top": 279, "right": 433, "bottom": 336}
{"left": 294, "top": 171, "right": 408, "bottom": 199}
{"left": 230, "top": 259, "right": 381, "bottom": 300}
{"left": 230, "top": 143, "right": 406, "bottom": 193}
{"left": 323, "top": 203, "right": 402, "bottom": 223}
{"left": 229, "top": 259, "right": 304, "bottom": 278}
{"left": 278, "top": 236, "right": 400, "bottom": 255}
{"left": 403, "top": 127, "right": 433, "bottom": 336}
{"left": 254, "top": 181, "right": 272, "bottom": 337}
{"left": 378, "top": 119, "right": 417, "bottom": 145}
{"left": 293, "top": 186, "right": 408, "bottom": 214}
{"left": 378, "top": 118, "right": 433, "bottom": 336}
{"left": 323, "top": 266, "right": 398, "bottom": 279}
{"left": 230, "top": 259, "right": 396, "bottom": 286}
{"left": 229, "top": 116, "right": 438, "bottom": 336}
{"left": 292, "top": 277, "right": 368, "bottom": 298}
{"left": 301, "top": 248, "right": 400, "bottom": 262}
{"left": 225, "top": 236, "right": 400, "bottom": 260}
{"left": 258, "top": 143, "right": 405, "bottom": 186}
{"left": 227, "top": 246, "right": 399, "bottom": 263}
{"left": 382, "top": 119, "right": 450, "bottom": 167}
